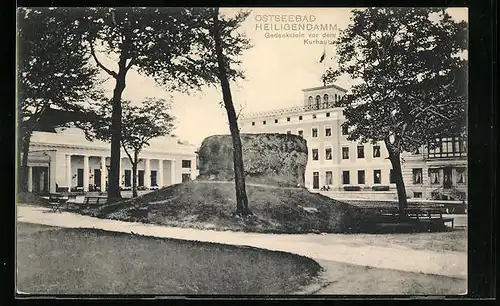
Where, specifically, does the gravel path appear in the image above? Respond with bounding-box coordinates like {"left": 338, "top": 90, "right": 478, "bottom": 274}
{"left": 16, "top": 204, "right": 467, "bottom": 280}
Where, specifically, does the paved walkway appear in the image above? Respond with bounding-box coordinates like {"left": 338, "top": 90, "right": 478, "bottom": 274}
{"left": 16, "top": 204, "right": 467, "bottom": 280}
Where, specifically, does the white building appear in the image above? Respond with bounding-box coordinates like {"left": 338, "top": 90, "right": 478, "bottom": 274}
{"left": 240, "top": 84, "right": 467, "bottom": 200}
{"left": 25, "top": 127, "right": 198, "bottom": 194}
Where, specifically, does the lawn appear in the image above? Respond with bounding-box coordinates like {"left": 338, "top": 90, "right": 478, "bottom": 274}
{"left": 299, "top": 228, "right": 467, "bottom": 253}
{"left": 314, "top": 260, "right": 466, "bottom": 295}
{"left": 16, "top": 222, "right": 322, "bottom": 295}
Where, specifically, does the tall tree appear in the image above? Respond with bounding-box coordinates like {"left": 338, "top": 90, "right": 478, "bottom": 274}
{"left": 184, "top": 8, "right": 252, "bottom": 216}
{"left": 81, "top": 98, "right": 174, "bottom": 198}
{"left": 17, "top": 8, "right": 101, "bottom": 192}
{"left": 77, "top": 8, "right": 208, "bottom": 202}
{"left": 322, "top": 8, "right": 467, "bottom": 218}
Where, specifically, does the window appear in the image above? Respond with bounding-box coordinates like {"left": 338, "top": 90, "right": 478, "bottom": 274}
{"left": 312, "top": 149, "right": 319, "bottom": 160}
{"left": 298, "top": 130, "right": 303, "bottom": 137}
{"left": 390, "top": 169, "right": 397, "bottom": 183}
{"left": 274, "top": 119, "right": 278, "bottom": 123}
{"left": 325, "top": 127, "right": 332, "bottom": 137}
{"left": 325, "top": 147, "right": 332, "bottom": 160}
{"left": 263, "top": 120, "right": 266, "bottom": 125}
{"left": 315, "top": 95, "right": 321, "bottom": 108}
{"left": 456, "top": 168, "right": 466, "bottom": 184}
{"left": 312, "top": 114, "right": 317, "bottom": 119}
{"left": 124, "top": 170, "right": 132, "bottom": 187}
{"left": 342, "top": 147, "right": 349, "bottom": 159}
{"left": 373, "top": 145, "right": 381, "bottom": 158}
{"left": 299, "top": 116, "right": 303, "bottom": 120}
{"left": 308, "top": 96, "right": 313, "bottom": 104}
{"left": 326, "top": 112, "right": 330, "bottom": 117}
{"left": 374, "top": 170, "right": 381, "bottom": 184}
{"left": 414, "top": 192, "right": 422, "bottom": 198}
{"left": 357, "top": 146, "right": 365, "bottom": 158}
{"left": 287, "top": 117, "right": 291, "bottom": 122}
{"left": 430, "top": 169, "right": 440, "bottom": 184}
{"left": 334, "top": 94, "right": 338, "bottom": 102}
{"left": 358, "top": 170, "right": 365, "bottom": 184}
{"left": 341, "top": 124, "right": 348, "bottom": 135}
{"left": 151, "top": 170, "right": 157, "bottom": 186}
{"left": 325, "top": 171, "right": 333, "bottom": 185}
{"left": 412, "top": 168, "right": 423, "bottom": 184}
{"left": 286, "top": 130, "right": 292, "bottom": 135}
{"left": 251, "top": 122, "right": 255, "bottom": 126}
{"left": 342, "top": 171, "right": 350, "bottom": 184}
{"left": 182, "top": 173, "right": 191, "bottom": 183}
{"left": 323, "top": 94, "right": 329, "bottom": 102}
{"left": 313, "top": 172, "right": 319, "bottom": 189}
{"left": 182, "top": 160, "right": 192, "bottom": 168}
{"left": 312, "top": 128, "right": 318, "bottom": 138}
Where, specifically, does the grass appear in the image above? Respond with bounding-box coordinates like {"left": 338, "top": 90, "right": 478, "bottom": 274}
{"left": 82, "top": 181, "right": 358, "bottom": 234}
{"left": 16, "top": 222, "right": 322, "bottom": 295}
{"left": 315, "top": 260, "right": 466, "bottom": 295}
{"left": 295, "top": 228, "right": 467, "bottom": 253}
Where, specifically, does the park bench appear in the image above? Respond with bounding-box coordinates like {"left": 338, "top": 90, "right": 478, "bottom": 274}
{"left": 47, "top": 193, "right": 69, "bottom": 213}
{"left": 68, "top": 196, "right": 107, "bottom": 211}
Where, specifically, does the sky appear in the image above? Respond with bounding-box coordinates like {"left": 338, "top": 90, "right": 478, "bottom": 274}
{"left": 97, "top": 7, "right": 468, "bottom": 148}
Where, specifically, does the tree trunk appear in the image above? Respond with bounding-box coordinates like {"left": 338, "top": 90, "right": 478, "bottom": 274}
{"left": 18, "top": 131, "right": 31, "bottom": 193}
{"left": 212, "top": 9, "right": 251, "bottom": 216}
{"left": 132, "top": 150, "right": 138, "bottom": 198}
{"left": 107, "top": 67, "right": 127, "bottom": 202}
{"left": 385, "top": 140, "right": 408, "bottom": 220}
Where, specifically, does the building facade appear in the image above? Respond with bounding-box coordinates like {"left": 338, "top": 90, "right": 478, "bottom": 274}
{"left": 24, "top": 128, "right": 198, "bottom": 194}
{"left": 240, "top": 85, "right": 467, "bottom": 200}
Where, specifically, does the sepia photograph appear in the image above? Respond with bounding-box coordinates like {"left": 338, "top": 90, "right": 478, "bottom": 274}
{"left": 15, "top": 7, "right": 468, "bottom": 296}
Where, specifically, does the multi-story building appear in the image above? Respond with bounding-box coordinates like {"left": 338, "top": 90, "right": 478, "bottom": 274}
{"left": 23, "top": 127, "right": 198, "bottom": 194}
{"left": 240, "top": 84, "right": 467, "bottom": 200}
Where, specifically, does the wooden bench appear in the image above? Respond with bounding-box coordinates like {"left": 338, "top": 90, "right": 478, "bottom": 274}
{"left": 72, "top": 196, "right": 107, "bottom": 211}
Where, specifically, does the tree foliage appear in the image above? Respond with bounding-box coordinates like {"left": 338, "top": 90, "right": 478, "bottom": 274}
{"left": 322, "top": 8, "right": 467, "bottom": 217}
{"left": 324, "top": 8, "right": 467, "bottom": 153}
{"left": 17, "top": 7, "right": 102, "bottom": 191}
{"left": 81, "top": 98, "right": 174, "bottom": 197}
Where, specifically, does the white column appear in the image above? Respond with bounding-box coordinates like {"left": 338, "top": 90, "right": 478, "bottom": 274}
{"left": 190, "top": 157, "right": 197, "bottom": 180}
{"left": 27, "top": 166, "right": 33, "bottom": 192}
{"left": 145, "top": 158, "right": 151, "bottom": 188}
{"left": 170, "top": 160, "right": 176, "bottom": 185}
{"left": 66, "top": 154, "right": 72, "bottom": 190}
{"left": 83, "top": 155, "right": 89, "bottom": 192}
{"left": 101, "top": 156, "right": 106, "bottom": 191}
{"left": 158, "top": 159, "right": 164, "bottom": 187}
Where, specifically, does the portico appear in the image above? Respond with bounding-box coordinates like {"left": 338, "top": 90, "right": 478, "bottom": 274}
{"left": 25, "top": 127, "right": 198, "bottom": 194}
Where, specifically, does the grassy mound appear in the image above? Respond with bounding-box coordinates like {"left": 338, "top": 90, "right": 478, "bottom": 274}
{"left": 87, "top": 181, "right": 358, "bottom": 234}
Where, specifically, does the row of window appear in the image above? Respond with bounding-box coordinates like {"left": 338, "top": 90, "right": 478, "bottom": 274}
{"left": 411, "top": 168, "right": 466, "bottom": 185}
{"left": 311, "top": 145, "right": 382, "bottom": 161}
{"left": 284, "top": 126, "right": 349, "bottom": 138}
{"left": 427, "top": 137, "right": 467, "bottom": 158}
{"left": 313, "top": 169, "right": 396, "bottom": 186}
{"left": 251, "top": 112, "right": 336, "bottom": 126}
{"left": 307, "top": 94, "right": 342, "bottom": 104}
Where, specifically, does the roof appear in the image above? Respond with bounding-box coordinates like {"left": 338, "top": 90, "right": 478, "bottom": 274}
{"left": 302, "top": 84, "right": 348, "bottom": 93}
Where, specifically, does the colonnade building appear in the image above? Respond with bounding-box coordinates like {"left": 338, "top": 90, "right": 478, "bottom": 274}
{"left": 239, "top": 84, "right": 467, "bottom": 201}
{"left": 25, "top": 127, "right": 198, "bottom": 194}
